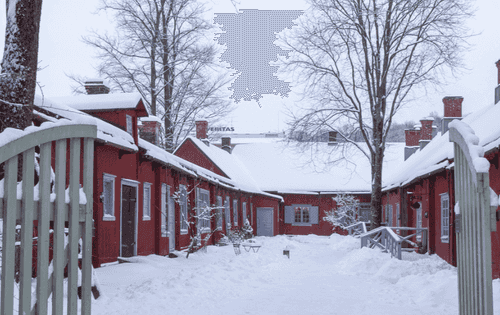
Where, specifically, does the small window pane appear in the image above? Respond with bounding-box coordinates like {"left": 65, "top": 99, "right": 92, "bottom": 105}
{"left": 104, "top": 179, "right": 114, "bottom": 216}
{"left": 143, "top": 184, "right": 151, "bottom": 219}
{"left": 302, "top": 208, "right": 310, "bottom": 223}
{"left": 126, "top": 115, "right": 133, "bottom": 135}
{"left": 180, "top": 185, "right": 188, "bottom": 232}
{"left": 233, "top": 200, "right": 238, "bottom": 226}
{"left": 294, "top": 207, "right": 302, "bottom": 223}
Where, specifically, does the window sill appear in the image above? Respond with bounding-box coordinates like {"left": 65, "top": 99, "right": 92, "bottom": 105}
{"left": 103, "top": 215, "right": 116, "bottom": 221}
{"left": 143, "top": 216, "right": 151, "bottom": 221}
{"left": 181, "top": 229, "right": 188, "bottom": 235}
{"left": 441, "top": 237, "right": 449, "bottom": 243}
{"left": 291, "top": 223, "right": 312, "bottom": 227}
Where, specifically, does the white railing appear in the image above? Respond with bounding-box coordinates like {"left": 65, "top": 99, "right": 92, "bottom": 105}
{"left": 346, "top": 222, "right": 367, "bottom": 237}
{"left": 360, "top": 226, "right": 428, "bottom": 260}
{"left": 0, "top": 122, "right": 97, "bottom": 315}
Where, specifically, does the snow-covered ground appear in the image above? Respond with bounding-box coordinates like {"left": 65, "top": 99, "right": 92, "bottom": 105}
{"left": 93, "top": 235, "right": 500, "bottom": 315}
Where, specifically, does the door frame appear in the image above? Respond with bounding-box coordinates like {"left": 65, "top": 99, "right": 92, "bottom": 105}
{"left": 256, "top": 207, "right": 274, "bottom": 236}
{"left": 120, "top": 178, "right": 140, "bottom": 257}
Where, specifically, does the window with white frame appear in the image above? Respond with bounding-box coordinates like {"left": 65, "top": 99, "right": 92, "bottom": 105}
{"left": 217, "top": 196, "right": 223, "bottom": 230}
{"left": 386, "top": 204, "right": 393, "bottom": 226}
{"left": 250, "top": 203, "right": 254, "bottom": 225}
{"left": 126, "top": 114, "right": 133, "bottom": 135}
{"left": 358, "top": 203, "right": 371, "bottom": 223}
{"left": 225, "top": 196, "right": 230, "bottom": 228}
{"left": 441, "top": 193, "right": 450, "bottom": 243}
{"left": 396, "top": 203, "right": 400, "bottom": 232}
{"left": 197, "top": 188, "right": 210, "bottom": 232}
{"left": 161, "top": 184, "right": 167, "bottom": 237}
{"left": 416, "top": 203, "right": 422, "bottom": 242}
{"left": 143, "top": 183, "right": 152, "bottom": 220}
{"left": 242, "top": 202, "right": 247, "bottom": 224}
{"left": 102, "top": 173, "right": 116, "bottom": 221}
{"left": 180, "top": 185, "right": 188, "bottom": 234}
{"left": 294, "top": 206, "right": 310, "bottom": 223}
{"left": 233, "top": 199, "right": 238, "bottom": 226}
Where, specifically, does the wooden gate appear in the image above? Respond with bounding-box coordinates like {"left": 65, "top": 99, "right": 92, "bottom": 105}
{"left": 0, "top": 122, "right": 97, "bottom": 315}
{"left": 449, "top": 120, "right": 496, "bottom": 315}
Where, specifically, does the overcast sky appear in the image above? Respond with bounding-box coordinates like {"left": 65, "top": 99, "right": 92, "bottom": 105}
{"left": 1, "top": 0, "right": 499, "bottom": 133}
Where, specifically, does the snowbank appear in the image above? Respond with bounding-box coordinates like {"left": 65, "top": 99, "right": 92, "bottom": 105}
{"left": 91, "top": 234, "right": 500, "bottom": 315}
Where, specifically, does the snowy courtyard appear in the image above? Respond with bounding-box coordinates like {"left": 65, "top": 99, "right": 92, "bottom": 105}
{"left": 92, "top": 234, "right": 500, "bottom": 315}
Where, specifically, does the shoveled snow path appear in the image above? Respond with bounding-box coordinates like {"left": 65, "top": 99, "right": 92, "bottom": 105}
{"left": 92, "top": 235, "right": 500, "bottom": 315}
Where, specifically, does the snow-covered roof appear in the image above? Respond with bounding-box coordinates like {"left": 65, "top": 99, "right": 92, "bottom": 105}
{"left": 176, "top": 136, "right": 266, "bottom": 195}
{"left": 140, "top": 138, "right": 282, "bottom": 200}
{"left": 232, "top": 141, "right": 405, "bottom": 194}
{"left": 35, "top": 95, "right": 138, "bottom": 151}
{"left": 383, "top": 102, "right": 500, "bottom": 191}
{"left": 50, "top": 93, "right": 149, "bottom": 117}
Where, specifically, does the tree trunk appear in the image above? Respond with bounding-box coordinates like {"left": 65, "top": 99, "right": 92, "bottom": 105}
{"left": 162, "top": 7, "right": 174, "bottom": 152}
{"left": 0, "top": 0, "right": 43, "bottom": 133}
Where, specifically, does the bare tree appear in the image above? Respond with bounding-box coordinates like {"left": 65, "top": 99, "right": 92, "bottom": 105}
{"left": 280, "top": 0, "right": 472, "bottom": 228}
{"left": 82, "top": 0, "right": 233, "bottom": 151}
{"left": 171, "top": 185, "right": 223, "bottom": 258}
{"left": 0, "top": 0, "right": 43, "bottom": 133}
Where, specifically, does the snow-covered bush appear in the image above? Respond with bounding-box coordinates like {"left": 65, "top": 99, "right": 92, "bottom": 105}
{"left": 323, "top": 194, "right": 360, "bottom": 230}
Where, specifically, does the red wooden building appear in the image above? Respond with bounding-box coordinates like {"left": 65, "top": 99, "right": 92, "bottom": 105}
{"left": 34, "top": 82, "right": 283, "bottom": 267}
{"left": 381, "top": 60, "right": 500, "bottom": 278}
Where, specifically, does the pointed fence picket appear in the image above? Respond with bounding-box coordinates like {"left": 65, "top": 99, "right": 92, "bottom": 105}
{"left": 449, "top": 120, "right": 495, "bottom": 315}
{"left": 0, "top": 122, "right": 97, "bottom": 315}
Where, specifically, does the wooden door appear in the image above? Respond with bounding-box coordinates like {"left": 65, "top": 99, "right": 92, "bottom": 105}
{"left": 121, "top": 185, "right": 136, "bottom": 257}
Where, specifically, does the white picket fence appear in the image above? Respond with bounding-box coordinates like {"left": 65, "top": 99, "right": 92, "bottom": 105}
{"left": 450, "top": 120, "right": 495, "bottom": 315}
{"left": 0, "top": 122, "right": 97, "bottom": 315}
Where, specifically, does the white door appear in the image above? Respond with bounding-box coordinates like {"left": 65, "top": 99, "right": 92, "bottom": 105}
{"left": 256, "top": 207, "right": 274, "bottom": 236}
{"left": 168, "top": 186, "right": 175, "bottom": 252}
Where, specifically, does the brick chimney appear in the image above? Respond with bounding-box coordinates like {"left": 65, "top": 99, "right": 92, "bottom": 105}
{"left": 328, "top": 131, "right": 338, "bottom": 146}
{"left": 195, "top": 121, "right": 208, "bottom": 139}
{"left": 84, "top": 80, "right": 110, "bottom": 95}
{"left": 139, "top": 117, "right": 161, "bottom": 146}
{"left": 221, "top": 137, "right": 232, "bottom": 153}
{"left": 404, "top": 129, "right": 420, "bottom": 160}
{"left": 442, "top": 96, "right": 463, "bottom": 133}
{"left": 419, "top": 118, "right": 434, "bottom": 149}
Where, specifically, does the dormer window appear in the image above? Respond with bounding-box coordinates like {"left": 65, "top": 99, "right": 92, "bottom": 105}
{"left": 126, "top": 114, "right": 133, "bottom": 135}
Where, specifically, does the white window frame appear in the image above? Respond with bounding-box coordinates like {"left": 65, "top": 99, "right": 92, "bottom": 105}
{"left": 396, "top": 203, "right": 400, "bottom": 233}
{"left": 441, "top": 193, "right": 450, "bottom": 243}
{"left": 233, "top": 199, "right": 238, "bottom": 226}
{"left": 196, "top": 188, "right": 210, "bottom": 233}
{"left": 242, "top": 202, "right": 247, "bottom": 224}
{"left": 386, "top": 204, "right": 393, "bottom": 226}
{"left": 358, "top": 203, "right": 371, "bottom": 223}
{"left": 126, "top": 114, "right": 133, "bottom": 135}
{"left": 217, "top": 196, "right": 223, "bottom": 230}
{"left": 416, "top": 203, "right": 422, "bottom": 242}
{"left": 293, "top": 205, "right": 311, "bottom": 225}
{"left": 102, "top": 173, "right": 116, "bottom": 221}
{"left": 180, "top": 185, "right": 188, "bottom": 234}
{"left": 161, "top": 183, "right": 167, "bottom": 237}
{"left": 143, "top": 182, "right": 152, "bottom": 220}
{"left": 225, "top": 196, "right": 231, "bottom": 229}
